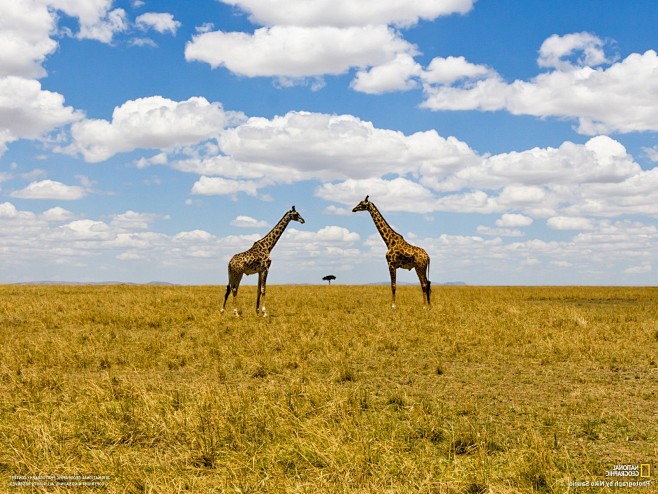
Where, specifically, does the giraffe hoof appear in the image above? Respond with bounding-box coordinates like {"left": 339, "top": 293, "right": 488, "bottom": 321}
{"left": 391, "top": 304, "right": 397, "bottom": 310}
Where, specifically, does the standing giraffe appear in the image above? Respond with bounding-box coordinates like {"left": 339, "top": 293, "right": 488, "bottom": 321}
{"left": 221, "top": 206, "right": 305, "bottom": 316}
{"left": 352, "top": 196, "right": 431, "bottom": 308}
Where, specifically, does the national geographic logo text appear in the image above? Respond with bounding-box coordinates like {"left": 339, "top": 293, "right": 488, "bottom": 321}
{"left": 606, "top": 464, "right": 651, "bottom": 478}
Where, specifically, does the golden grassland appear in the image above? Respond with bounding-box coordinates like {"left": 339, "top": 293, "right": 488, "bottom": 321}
{"left": 0, "top": 284, "right": 656, "bottom": 493}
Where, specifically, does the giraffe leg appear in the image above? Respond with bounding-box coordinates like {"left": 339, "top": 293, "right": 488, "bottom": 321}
{"left": 415, "top": 265, "right": 431, "bottom": 307}
{"left": 389, "top": 264, "right": 397, "bottom": 309}
{"left": 221, "top": 283, "right": 231, "bottom": 314}
{"left": 257, "top": 268, "right": 269, "bottom": 317}
{"left": 229, "top": 272, "right": 243, "bottom": 316}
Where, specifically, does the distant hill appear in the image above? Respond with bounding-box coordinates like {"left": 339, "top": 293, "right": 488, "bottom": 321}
{"left": 367, "top": 281, "right": 467, "bottom": 286}
{"left": 12, "top": 281, "right": 177, "bottom": 286}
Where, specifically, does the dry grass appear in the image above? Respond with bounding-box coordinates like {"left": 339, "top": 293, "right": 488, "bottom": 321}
{"left": 0, "top": 285, "right": 656, "bottom": 493}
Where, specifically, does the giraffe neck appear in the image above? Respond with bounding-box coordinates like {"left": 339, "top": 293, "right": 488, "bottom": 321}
{"left": 255, "top": 213, "right": 292, "bottom": 252}
{"left": 368, "top": 203, "right": 402, "bottom": 248}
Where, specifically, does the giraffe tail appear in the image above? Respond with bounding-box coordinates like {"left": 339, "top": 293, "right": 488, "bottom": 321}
{"left": 426, "top": 257, "right": 431, "bottom": 303}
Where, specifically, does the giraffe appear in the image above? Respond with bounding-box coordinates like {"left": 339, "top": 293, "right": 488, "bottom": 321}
{"left": 221, "top": 206, "right": 305, "bottom": 316}
{"left": 352, "top": 196, "right": 431, "bottom": 309}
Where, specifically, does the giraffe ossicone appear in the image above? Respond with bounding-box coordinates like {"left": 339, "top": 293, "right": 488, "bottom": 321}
{"left": 352, "top": 195, "right": 431, "bottom": 308}
{"left": 222, "top": 206, "right": 305, "bottom": 316}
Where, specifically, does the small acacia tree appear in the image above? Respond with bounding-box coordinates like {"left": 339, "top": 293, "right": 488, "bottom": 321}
{"left": 322, "top": 275, "right": 336, "bottom": 285}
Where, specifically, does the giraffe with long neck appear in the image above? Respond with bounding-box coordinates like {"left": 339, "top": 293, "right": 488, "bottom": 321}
{"left": 222, "top": 206, "right": 305, "bottom": 316}
{"left": 352, "top": 196, "right": 431, "bottom": 308}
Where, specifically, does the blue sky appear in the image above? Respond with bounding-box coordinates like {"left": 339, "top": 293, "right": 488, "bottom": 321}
{"left": 2, "top": 0, "right": 658, "bottom": 285}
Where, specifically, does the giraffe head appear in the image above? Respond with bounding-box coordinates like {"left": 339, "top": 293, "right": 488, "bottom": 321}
{"left": 352, "top": 195, "right": 371, "bottom": 213}
{"left": 287, "top": 205, "right": 305, "bottom": 224}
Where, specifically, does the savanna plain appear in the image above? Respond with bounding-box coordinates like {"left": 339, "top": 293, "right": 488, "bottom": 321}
{"left": 0, "top": 284, "right": 656, "bottom": 493}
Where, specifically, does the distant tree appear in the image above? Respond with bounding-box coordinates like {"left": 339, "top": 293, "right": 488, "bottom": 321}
{"left": 322, "top": 275, "right": 336, "bottom": 285}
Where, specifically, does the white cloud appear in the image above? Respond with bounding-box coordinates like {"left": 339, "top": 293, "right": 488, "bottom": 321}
{"left": 0, "top": 198, "right": 656, "bottom": 285}
{"left": 66, "top": 96, "right": 237, "bottom": 162}
{"left": 136, "top": 12, "right": 181, "bottom": 35}
{"left": 0, "top": 202, "right": 19, "bottom": 218}
{"left": 476, "top": 225, "right": 524, "bottom": 237}
{"left": 324, "top": 205, "right": 352, "bottom": 216}
{"left": 10, "top": 180, "right": 87, "bottom": 200}
{"left": 130, "top": 37, "right": 158, "bottom": 48}
{"left": 188, "top": 1, "right": 475, "bottom": 88}
{"left": 186, "top": 25, "right": 417, "bottom": 80}
{"left": 496, "top": 213, "right": 533, "bottom": 228}
{"left": 538, "top": 32, "right": 614, "bottom": 70}
{"left": 215, "top": 111, "right": 476, "bottom": 181}
{"left": 41, "top": 207, "right": 76, "bottom": 222}
{"left": 76, "top": 7, "right": 128, "bottom": 43}
{"left": 111, "top": 211, "right": 162, "bottom": 231}
{"left": 230, "top": 215, "right": 269, "bottom": 228}
{"left": 0, "top": 0, "right": 133, "bottom": 78}
{"left": 59, "top": 219, "right": 112, "bottom": 240}
{"left": 0, "top": 76, "right": 82, "bottom": 156}
{"left": 547, "top": 216, "right": 594, "bottom": 230}
{"left": 643, "top": 146, "right": 658, "bottom": 162}
{"left": 421, "top": 34, "right": 658, "bottom": 134}
{"left": 0, "top": 1, "right": 133, "bottom": 158}
{"left": 191, "top": 176, "right": 264, "bottom": 197}
{"left": 313, "top": 225, "right": 360, "bottom": 243}
{"left": 219, "top": 0, "right": 474, "bottom": 28}
{"left": 352, "top": 54, "right": 422, "bottom": 94}
{"left": 174, "top": 230, "right": 215, "bottom": 242}
{"left": 422, "top": 136, "right": 640, "bottom": 194}
{"left": 624, "top": 264, "right": 652, "bottom": 274}
{"left": 317, "top": 177, "right": 436, "bottom": 213}
{"left": 164, "top": 109, "right": 658, "bottom": 220}
{"left": 421, "top": 56, "right": 492, "bottom": 85}
{"left": 0, "top": 1, "right": 57, "bottom": 78}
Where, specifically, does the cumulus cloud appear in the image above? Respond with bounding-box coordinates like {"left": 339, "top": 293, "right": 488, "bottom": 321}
{"left": 496, "top": 213, "right": 533, "bottom": 228}
{"left": 110, "top": 210, "right": 163, "bottom": 230}
{"left": 0, "top": 198, "right": 656, "bottom": 284}
{"left": 0, "top": 202, "right": 19, "bottom": 218}
{"left": 40, "top": 207, "right": 76, "bottom": 222}
{"left": 476, "top": 225, "right": 525, "bottom": 238}
{"left": 547, "top": 216, "right": 594, "bottom": 230}
{"left": 191, "top": 176, "right": 264, "bottom": 197}
{"left": 317, "top": 178, "right": 437, "bottom": 213}
{"left": 76, "top": 7, "right": 128, "bottom": 43}
{"left": 643, "top": 146, "right": 658, "bottom": 162}
{"left": 166, "top": 110, "right": 476, "bottom": 195}
{"left": 625, "top": 264, "right": 651, "bottom": 274}
{"left": 422, "top": 34, "right": 658, "bottom": 134}
{"left": 187, "top": 0, "right": 475, "bottom": 86}
{"left": 10, "top": 179, "right": 87, "bottom": 200}
{"left": 218, "top": 111, "right": 476, "bottom": 179}
{"left": 0, "top": 0, "right": 141, "bottom": 158}
{"left": 538, "top": 32, "right": 614, "bottom": 70}
{"left": 220, "top": 0, "right": 474, "bottom": 28}
{"left": 136, "top": 12, "right": 181, "bottom": 35}
{"left": 158, "top": 109, "right": 658, "bottom": 221}
{"left": 230, "top": 215, "right": 269, "bottom": 228}
{"left": 421, "top": 56, "right": 492, "bottom": 85}
{"left": 351, "top": 54, "right": 422, "bottom": 94}
{"left": 0, "top": 1, "right": 58, "bottom": 78}
{"left": 0, "top": 200, "right": 366, "bottom": 283}
{"left": 0, "top": 0, "right": 130, "bottom": 78}
{"left": 65, "top": 96, "right": 240, "bottom": 162}
{"left": 186, "top": 25, "right": 416, "bottom": 80}
{"left": 421, "top": 135, "right": 641, "bottom": 193}
{"left": 0, "top": 77, "right": 82, "bottom": 156}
